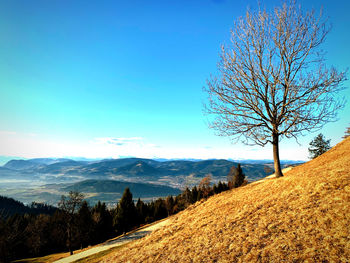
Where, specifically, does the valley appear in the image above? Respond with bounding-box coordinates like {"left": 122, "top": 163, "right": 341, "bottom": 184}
{"left": 0, "top": 157, "right": 301, "bottom": 206}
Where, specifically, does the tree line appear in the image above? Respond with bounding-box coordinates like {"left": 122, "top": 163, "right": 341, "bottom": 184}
{"left": 0, "top": 164, "right": 245, "bottom": 262}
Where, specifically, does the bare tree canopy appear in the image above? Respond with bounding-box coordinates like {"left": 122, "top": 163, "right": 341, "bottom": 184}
{"left": 58, "top": 191, "right": 84, "bottom": 215}
{"left": 58, "top": 191, "right": 84, "bottom": 255}
{"left": 204, "top": 0, "right": 346, "bottom": 177}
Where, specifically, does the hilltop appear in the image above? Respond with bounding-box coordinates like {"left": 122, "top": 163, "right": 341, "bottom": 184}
{"left": 103, "top": 138, "right": 350, "bottom": 262}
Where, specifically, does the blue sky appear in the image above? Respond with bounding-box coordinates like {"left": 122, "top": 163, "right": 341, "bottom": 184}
{"left": 0, "top": 0, "right": 349, "bottom": 163}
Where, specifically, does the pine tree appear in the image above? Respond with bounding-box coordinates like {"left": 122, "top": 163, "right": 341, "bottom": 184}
{"left": 213, "top": 184, "right": 218, "bottom": 194}
{"left": 136, "top": 198, "right": 148, "bottom": 225}
{"left": 165, "top": 196, "right": 174, "bottom": 216}
{"left": 153, "top": 199, "right": 167, "bottom": 220}
{"left": 183, "top": 187, "right": 192, "bottom": 205}
{"left": 114, "top": 188, "right": 137, "bottom": 234}
{"left": 91, "top": 201, "right": 113, "bottom": 243}
{"left": 217, "top": 181, "right": 223, "bottom": 193}
{"left": 191, "top": 186, "right": 199, "bottom": 202}
{"left": 77, "top": 201, "right": 93, "bottom": 248}
{"left": 308, "top": 133, "right": 331, "bottom": 159}
{"left": 232, "top": 164, "right": 245, "bottom": 188}
{"left": 342, "top": 125, "right": 350, "bottom": 139}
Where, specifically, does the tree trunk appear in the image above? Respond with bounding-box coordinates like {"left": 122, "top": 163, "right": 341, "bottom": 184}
{"left": 272, "top": 132, "right": 283, "bottom": 177}
{"left": 67, "top": 221, "right": 73, "bottom": 255}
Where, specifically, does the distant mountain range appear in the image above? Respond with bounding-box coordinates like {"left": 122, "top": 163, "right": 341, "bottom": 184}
{"left": 4, "top": 158, "right": 253, "bottom": 181}
{"left": 1, "top": 157, "right": 302, "bottom": 183}
{"left": 0, "top": 157, "right": 302, "bottom": 206}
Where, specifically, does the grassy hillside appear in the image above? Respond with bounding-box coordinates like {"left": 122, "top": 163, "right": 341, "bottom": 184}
{"left": 103, "top": 138, "right": 350, "bottom": 262}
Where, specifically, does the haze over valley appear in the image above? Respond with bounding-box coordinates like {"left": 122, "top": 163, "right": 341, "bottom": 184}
{"left": 0, "top": 157, "right": 301, "bottom": 206}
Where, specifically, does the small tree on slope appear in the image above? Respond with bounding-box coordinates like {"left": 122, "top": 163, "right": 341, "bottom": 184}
{"left": 232, "top": 164, "right": 245, "bottom": 188}
{"left": 308, "top": 133, "right": 331, "bottom": 159}
{"left": 342, "top": 125, "right": 350, "bottom": 139}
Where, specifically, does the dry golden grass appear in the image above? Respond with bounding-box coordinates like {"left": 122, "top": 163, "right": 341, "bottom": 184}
{"left": 14, "top": 244, "right": 100, "bottom": 263}
{"left": 12, "top": 252, "right": 69, "bottom": 263}
{"left": 103, "top": 137, "right": 350, "bottom": 263}
{"left": 73, "top": 244, "right": 127, "bottom": 263}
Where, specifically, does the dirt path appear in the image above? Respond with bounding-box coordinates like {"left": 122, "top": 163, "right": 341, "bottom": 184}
{"left": 54, "top": 219, "right": 170, "bottom": 263}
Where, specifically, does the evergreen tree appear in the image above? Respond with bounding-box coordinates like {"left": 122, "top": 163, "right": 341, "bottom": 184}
{"left": 217, "top": 181, "right": 224, "bottom": 193}
{"left": 6, "top": 214, "right": 29, "bottom": 260}
{"left": 183, "top": 187, "right": 192, "bottom": 205}
{"left": 153, "top": 199, "right": 167, "bottom": 220}
{"left": 113, "top": 188, "right": 137, "bottom": 234}
{"left": 49, "top": 210, "right": 68, "bottom": 253}
{"left": 165, "top": 196, "right": 175, "bottom": 216}
{"left": 196, "top": 188, "right": 203, "bottom": 201}
{"left": 342, "top": 125, "right": 350, "bottom": 139}
{"left": 232, "top": 164, "right": 245, "bottom": 188}
{"left": 0, "top": 216, "right": 8, "bottom": 262}
{"left": 191, "top": 186, "right": 199, "bottom": 202}
{"left": 91, "top": 201, "right": 113, "bottom": 243}
{"left": 77, "top": 201, "right": 93, "bottom": 247}
{"left": 213, "top": 184, "right": 218, "bottom": 194}
{"left": 308, "top": 133, "right": 331, "bottom": 159}
{"left": 25, "top": 214, "right": 51, "bottom": 256}
{"left": 135, "top": 198, "right": 148, "bottom": 225}
{"left": 173, "top": 194, "right": 186, "bottom": 213}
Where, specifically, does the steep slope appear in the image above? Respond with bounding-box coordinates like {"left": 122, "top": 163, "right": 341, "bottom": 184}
{"left": 104, "top": 138, "right": 350, "bottom": 262}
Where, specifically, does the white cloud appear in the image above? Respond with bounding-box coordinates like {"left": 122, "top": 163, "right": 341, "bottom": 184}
{"left": 94, "top": 137, "right": 143, "bottom": 146}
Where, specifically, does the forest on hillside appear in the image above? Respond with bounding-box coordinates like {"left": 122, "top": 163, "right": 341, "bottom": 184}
{"left": 0, "top": 167, "right": 245, "bottom": 262}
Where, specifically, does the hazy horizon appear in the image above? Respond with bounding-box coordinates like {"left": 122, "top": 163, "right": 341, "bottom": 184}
{"left": 0, "top": 155, "right": 307, "bottom": 166}
{"left": 1, "top": 0, "right": 349, "bottom": 164}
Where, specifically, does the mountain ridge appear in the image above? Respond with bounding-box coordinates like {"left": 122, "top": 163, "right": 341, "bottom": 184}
{"left": 0, "top": 157, "right": 301, "bottom": 205}
{"left": 1, "top": 157, "right": 287, "bottom": 182}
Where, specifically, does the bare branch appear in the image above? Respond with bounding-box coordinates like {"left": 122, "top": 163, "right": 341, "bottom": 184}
{"left": 204, "top": 0, "right": 347, "bottom": 177}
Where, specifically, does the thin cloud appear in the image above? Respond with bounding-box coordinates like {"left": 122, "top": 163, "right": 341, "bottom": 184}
{"left": 95, "top": 137, "right": 143, "bottom": 146}
{"left": 0, "top": 130, "right": 17, "bottom": 136}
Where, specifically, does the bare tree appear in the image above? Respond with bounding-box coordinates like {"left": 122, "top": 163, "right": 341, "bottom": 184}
{"left": 199, "top": 174, "right": 212, "bottom": 199}
{"left": 58, "top": 191, "right": 84, "bottom": 255}
{"left": 204, "top": 1, "right": 346, "bottom": 177}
